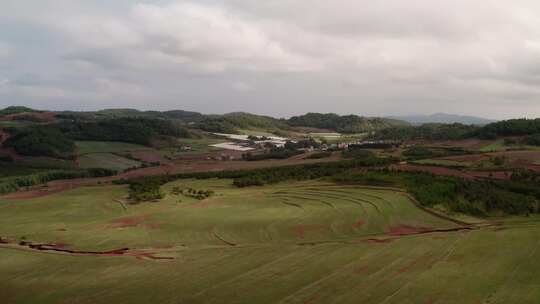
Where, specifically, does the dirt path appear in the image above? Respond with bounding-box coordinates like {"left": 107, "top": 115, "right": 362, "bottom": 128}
{"left": 390, "top": 164, "right": 512, "bottom": 180}
{"left": 0, "top": 238, "right": 174, "bottom": 260}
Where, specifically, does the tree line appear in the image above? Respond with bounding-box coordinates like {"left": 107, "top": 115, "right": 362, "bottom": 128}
{"left": 0, "top": 168, "right": 116, "bottom": 195}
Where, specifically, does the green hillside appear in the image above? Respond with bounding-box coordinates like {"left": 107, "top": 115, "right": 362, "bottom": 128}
{"left": 288, "top": 113, "right": 409, "bottom": 133}
{"left": 1, "top": 179, "right": 540, "bottom": 303}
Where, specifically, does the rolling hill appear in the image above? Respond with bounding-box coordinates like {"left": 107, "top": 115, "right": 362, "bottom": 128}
{"left": 390, "top": 113, "right": 495, "bottom": 125}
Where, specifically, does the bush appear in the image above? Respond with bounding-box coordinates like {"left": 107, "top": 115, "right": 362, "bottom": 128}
{"left": 525, "top": 134, "right": 540, "bottom": 146}
{"left": 306, "top": 152, "right": 332, "bottom": 159}
{"left": 0, "top": 168, "right": 116, "bottom": 195}
{"left": 58, "top": 117, "right": 190, "bottom": 146}
{"left": 332, "top": 170, "right": 540, "bottom": 216}
{"left": 342, "top": 149, "right": 375, "bottom": 159}
{"left": 242, "top": 148, "right": 303, "bottom": 161}
{"left": 4, "top": 127, "right": 75, "bottom": 158}
{"left": 128, "top": 178, "right": 165, "bottom": 202}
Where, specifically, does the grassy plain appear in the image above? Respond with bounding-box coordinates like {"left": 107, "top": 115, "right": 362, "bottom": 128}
{"left": 1, "top": 179, "right": 540, "bottom": 303}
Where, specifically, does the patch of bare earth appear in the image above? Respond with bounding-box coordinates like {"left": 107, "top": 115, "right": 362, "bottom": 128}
{"left": 391, "top": 164, "right": 512, "bottom": 180}
{"left": 0, "top": 112, "right": 56, "bottom": 122}
{"left": 1, "top": 155, "right": 342, "bottom": 200}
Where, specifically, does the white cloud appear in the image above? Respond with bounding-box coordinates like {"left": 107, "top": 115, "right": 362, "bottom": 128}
{"left": 3, "top": 1, "right": 540, "bottom": 118}
{"left": 0, "top": 42, "right": 12, "bottom": 59}
{"left": 231, "top": 81, "right": 252, "bottom": 92}
{"left": 48, "top": 2, "right": 319, "bottom": 73}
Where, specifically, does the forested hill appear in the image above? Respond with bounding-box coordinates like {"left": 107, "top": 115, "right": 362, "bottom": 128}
{"left": 287, "top": 113, "right": 409, "bottom": 133}
{"left": 57, "top": 108, "right": 204, "bottom": 122}
{"left": 390, "top": 113, "right": 495, "bottom": 125}
{"left": 6, "top": 107, "right": 406, "bottom": 134}
{"left": 195, "top": 112, "right": 290, "bottom": 134}
{"left": 0, "top": 106, "right": 41, "bottom": 116}
{"left": 371, "top": 118, "right": 540, "bottom": 142}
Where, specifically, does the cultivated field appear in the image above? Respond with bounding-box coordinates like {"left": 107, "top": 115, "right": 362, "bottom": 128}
{"left": 78, "top": 153, "right": 142, "bottom": 172}
{"left": 1, "top": 179, "right": 540, "bottom": 303}
{"left": 75, "top": 141, "right": 153, "bottom": 155}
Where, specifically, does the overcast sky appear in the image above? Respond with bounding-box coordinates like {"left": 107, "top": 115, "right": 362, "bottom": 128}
{"left": 1, "top": 1, "right": 540, "bottom": 119}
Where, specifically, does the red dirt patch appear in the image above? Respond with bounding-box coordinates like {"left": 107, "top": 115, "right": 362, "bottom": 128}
{"left": 1, "top": 156, "right": 342, "bottom": 200}
{"left": 131, "top": 151, "right": 170, "bottom": 164}
{"left": 391, "top": 164, "right": 512, "bottom": 180}
{"left": 292, "top": 224, "right": 328, "bottom": 239}
{"left": 441, "top": 154, "right": 487, "bottom": 162}
{"left": 0, "top": 147, "right": 23, "bottom": 161}
{"left": 110, "top": 215, "right": 148, "bottom": 228}
{"left": 363, "top": 238, "right": 394, "bottom": 244}
{"left": 0, "top": 111, "right": 56, "bottom": 122}
{"left": 353, "top": 265, "right": 369, "bottom": 275}
{"left": 352, "top": 218, "right": 365, "bottom": 229}
{"left": 388, "top": 225, "right": 433, "bottom": 236}
{"left": 109, "top": 215, "right": 161, "bottom": 229}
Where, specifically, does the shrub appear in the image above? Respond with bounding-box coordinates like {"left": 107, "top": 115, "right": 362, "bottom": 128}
{"left": 128, "top": 178, "right": 165, "bottom": 202}
{"left": 4, "top": 127, "right": 75, "bottom": 158}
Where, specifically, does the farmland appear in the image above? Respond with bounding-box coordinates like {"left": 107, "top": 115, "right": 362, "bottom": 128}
{"left": 1, "top": 179, "right": 540, "bottom": 303}
{"left": 78, "top": 153, "right": 142, "bottom": 172}
{"left": 412, "top": 158, "right": 473, "bottom": 168}
{"left": 75, "top": 141, "right": 153, "bottom": 155}
{"left": 3, "top": 106, "right": 540, "bottom": 303}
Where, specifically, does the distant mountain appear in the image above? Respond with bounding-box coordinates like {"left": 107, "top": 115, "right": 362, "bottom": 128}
{"left": 390, "top": 113, "right": 496, "bottom": 125}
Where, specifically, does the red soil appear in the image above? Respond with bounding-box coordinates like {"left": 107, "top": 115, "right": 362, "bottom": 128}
{"left": 0, "top": 147, "right": 23, "bottom": 161}
{"left": 388, "top": 225, "right": 434, "bottom": 236}
{"left": 131, "top": 151, "right": 170, "bottom": 164}
{"left": 441, "top": 154, "right": 488, "bottom": 162}
{"left": 0, "top": 112, "right": 56, "bottom": 122}
{"left": 303, "top": 293, "right": 321, "bottom": 304}
{"left": 425, "top": 139, "right": 490, "bottom": 149}
{"left": 0, "top": 129, "right": 23, "bottom": 161}
{"left": 395, "top": 255, "right": 427, "bottom": 275}
{"left": 352, "top": 219, "right": 365, "bottom": 229}
{"left": 110, "top": 215, "right": 148, "bottom": 228}
{"left": 353, "top": 265, "right": 369, "bottom": 275}
{"left": 363, "top": 238, "right": 394, "bottom": 244}
{"left": 1, "top": 238, "right": 174, "bottom": 260}
{"left": 109, "top": 215, "right": 160, "bottom": 229}
{"left": 391, "top": 164, "right": 512, "bottom": 180}
{"left": 1, "top": 156, "right": 342, "bottom": 200}
{"left": 292, "top": 224, "right": 328, "bottom": 239}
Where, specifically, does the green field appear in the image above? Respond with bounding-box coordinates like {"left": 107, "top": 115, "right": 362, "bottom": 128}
{"left": 1, "top": 179, "right": 540, "bottom": 303}
{"left": 75, "top": 141, "right": 152, "bottom": 155}
{"left": 413, "top": 158, "right": 473, "bottom": 167}
{"left": 480, "top": 140, "right": 506, "bottom": 152}
{"left": 78, "top": 153, "right": 141, "bottom": 171}
{"left": 173, "top": 138, "right": 224, "bottom": 154}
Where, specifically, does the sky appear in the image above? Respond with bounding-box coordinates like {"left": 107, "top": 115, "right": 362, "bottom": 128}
{"left": 1, "top": 1, "right": 540, "bottom": 119}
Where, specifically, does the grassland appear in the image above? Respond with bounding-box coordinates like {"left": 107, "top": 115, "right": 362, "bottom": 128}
{"left": 480, "top": 140, "right": 506, "bottom": 152}
{"left": 1, "top": 179, "right": 539, "bottom": 303}
{"left": 412, "top": 158, "right": 473, "bottom": 168}
{"left": 78, "top": 153, "right": 141, "bottom": 171}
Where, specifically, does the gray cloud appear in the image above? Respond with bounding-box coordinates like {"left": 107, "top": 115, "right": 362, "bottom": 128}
{"left": 1, "top": 0, "right": 540, "bottom": 119}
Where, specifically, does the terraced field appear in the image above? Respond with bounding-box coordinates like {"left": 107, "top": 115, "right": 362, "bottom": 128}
{"left": 1, "top": 180, "right": 540, "bottom": 303}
